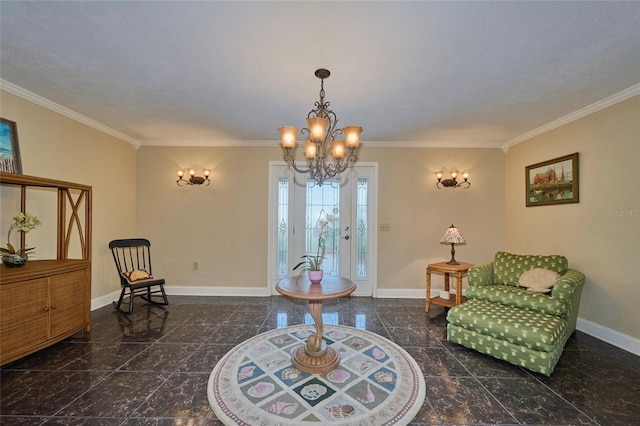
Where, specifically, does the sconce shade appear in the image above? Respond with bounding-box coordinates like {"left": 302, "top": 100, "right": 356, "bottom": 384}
{"left": 440, "top": 224, "right": 466, "bottom": 265}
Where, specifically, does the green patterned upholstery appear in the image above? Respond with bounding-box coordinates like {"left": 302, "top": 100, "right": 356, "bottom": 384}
{"left": 448, "top": 299, "right": 567, "bottom": 353}
{"left": 466, "top": 285, "right": 566, "bottom": 316}
{"left": 447, "top": 252, "right": 585, "bottom": 376}
{"left": 492, "top": 251, "right": 568, "bottom": 286}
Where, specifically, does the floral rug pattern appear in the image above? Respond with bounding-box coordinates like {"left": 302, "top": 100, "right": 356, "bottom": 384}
{"left": 208, "top": 324, "right": 425, "bottom": 425}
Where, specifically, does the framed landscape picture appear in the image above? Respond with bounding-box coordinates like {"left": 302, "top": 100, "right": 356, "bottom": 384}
{"left": 0, "top": 118, "right": 22, "bottom": 174}
{"left": 526, "top": 152, "right": 579, "bottom": 207}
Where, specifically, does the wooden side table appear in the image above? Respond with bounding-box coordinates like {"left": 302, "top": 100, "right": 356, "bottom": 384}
{"left": 425, "top": 262, "right": 473, "bottom": 312}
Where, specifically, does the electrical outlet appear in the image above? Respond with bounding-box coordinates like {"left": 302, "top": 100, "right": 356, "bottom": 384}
{"left": 379, "top": 223, "right": 391, "bottom": 231}
{"left": 193, "top": 261, "right": 199, "bottom": 270}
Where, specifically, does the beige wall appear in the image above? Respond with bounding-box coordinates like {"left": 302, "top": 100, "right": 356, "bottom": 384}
{"left": 505, "top": 95, "right": 640, "bottom": 339}
{"left": 0, "top": 90, "right": 137, "bottom": 300}
{"left": 3, "top": 87, "right": 637, "bottom": 344}
{"left": 135, "top": 145, "right": 506, "bottom": 293}
{"left": 359, "top": 147, "right": 505, "bottom": 290}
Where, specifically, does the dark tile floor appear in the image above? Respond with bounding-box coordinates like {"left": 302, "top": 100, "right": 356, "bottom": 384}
{"left": 1, "top": 296, "right": 639, "bottom": 425}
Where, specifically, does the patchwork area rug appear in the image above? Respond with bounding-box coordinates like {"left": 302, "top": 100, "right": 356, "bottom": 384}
{"left": 207, "top": 324, "right": 426, "bottom": 425}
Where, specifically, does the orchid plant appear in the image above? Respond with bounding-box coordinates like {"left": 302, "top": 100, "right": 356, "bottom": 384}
{"left": 0, "top": 212, "right": 41, "bottom": 256}
{"left": 293, "top": 209, "right": 338, "bottom": 273}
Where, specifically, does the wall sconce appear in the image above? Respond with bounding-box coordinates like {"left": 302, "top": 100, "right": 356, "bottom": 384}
{"left": 177, "top": 169, "right": 211, "bottom": 186}
{"left": 435, "top": 170, "right": 470, "bottom": 189}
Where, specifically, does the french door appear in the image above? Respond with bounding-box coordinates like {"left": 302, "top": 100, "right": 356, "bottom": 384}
{"left": 268, "top": 162, "right": 377, "bottom": 296}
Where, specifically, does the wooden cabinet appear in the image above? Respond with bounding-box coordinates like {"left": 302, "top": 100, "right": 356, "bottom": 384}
{"left": 1, "top": 261, "right": 91, "bottom": 365}
{"left": 0, "top": 173, "right": 91, "bottom": 366}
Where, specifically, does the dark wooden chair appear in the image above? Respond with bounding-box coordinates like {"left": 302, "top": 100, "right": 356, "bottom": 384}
{"left": 109, "top": 238, "right": 169, "bottom": 313}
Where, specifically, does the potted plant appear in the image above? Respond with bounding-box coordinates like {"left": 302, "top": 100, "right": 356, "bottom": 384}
{"left": 293, "top": 210, "right": 338, "bottom": 283}
{"left": 1, "top": 212, "right": 41, "bottom": 267}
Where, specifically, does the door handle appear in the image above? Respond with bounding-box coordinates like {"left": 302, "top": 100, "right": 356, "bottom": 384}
{"left": 344, "top": 235, "right": 350, "bottom": 240}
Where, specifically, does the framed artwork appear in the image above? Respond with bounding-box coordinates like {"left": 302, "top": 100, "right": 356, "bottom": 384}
{"left": 0, "top": 118, "right": 22, "bottom": 174}
{"left": 526, "top": 152, "right": 579, "bottom": 207}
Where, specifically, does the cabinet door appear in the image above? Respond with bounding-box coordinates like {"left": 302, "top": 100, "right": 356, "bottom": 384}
{"left": 49, "top": 269, "right": 88, "bottom": 338}
{"left": 0, "top": 278, "right": 49, "bottom": 361}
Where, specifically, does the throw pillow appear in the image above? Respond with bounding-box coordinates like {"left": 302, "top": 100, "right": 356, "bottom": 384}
{"left": 518, "top": 268, "right": 559, "bottom": 293}
{"left": 122, "top": 269, "right": 154, "bottom": 284}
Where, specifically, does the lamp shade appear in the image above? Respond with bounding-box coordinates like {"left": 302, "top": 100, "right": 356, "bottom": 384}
{"left": 440, "top": 225, "right": 466, "bottom": 244}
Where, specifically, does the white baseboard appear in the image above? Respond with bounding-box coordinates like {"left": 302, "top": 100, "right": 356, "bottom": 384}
{"left": 163, "top": 286, "right": 271, "bottom": 297}
{"left": 375, "top": 289, "right": 425, "bottom": 298}
{"left": 91, "top": 286, "right": 271, "bottom": 310}
{"left": 576, "top": 317, "right": 640, "bottom": 356}
{"left": 91, "top": 290, "right": 122, "bottom": 311}
{"left": 90, "top": 288, "right": 639, "bottom": 356}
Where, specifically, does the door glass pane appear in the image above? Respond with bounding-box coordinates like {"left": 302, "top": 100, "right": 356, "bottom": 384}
{"left": 305, "top": 179, "right": 339, "bottom": 275}
{"left": 277, "top": 178, "right": 289, "bottom": 277}
{"left": 356, "top": 178, "right": 368, "bottom": 278}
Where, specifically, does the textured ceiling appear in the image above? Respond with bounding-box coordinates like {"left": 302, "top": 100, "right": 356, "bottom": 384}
{"left": 1, "top": 1, "right": 639, "bottom": 149}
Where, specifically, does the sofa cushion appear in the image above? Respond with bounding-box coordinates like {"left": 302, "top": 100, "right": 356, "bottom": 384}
{"left": 519, "top": 268, "right": 559, "bottom": 292}
{"left": 447, "top": 299, "right": 568, "bottom": 352}
{"left": 493, "top": 252, "right": 568, "bottom": 286}
{"left": 466, "top": 285, "right": 567, "bottom": 316}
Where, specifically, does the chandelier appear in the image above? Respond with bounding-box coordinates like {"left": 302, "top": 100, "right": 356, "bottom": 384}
{"left": 279, "top": 69, "right": 363, "bottom": 185}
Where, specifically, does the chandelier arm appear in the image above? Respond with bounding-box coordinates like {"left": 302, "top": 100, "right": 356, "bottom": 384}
{"left": 284, "top": 152, "right": 312, "bottom": 174}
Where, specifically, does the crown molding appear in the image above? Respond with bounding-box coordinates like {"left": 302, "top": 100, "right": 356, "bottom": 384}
{"left": 360, "top": 140, "right": 504, "bottom": 149}
{"left": 0, "top": 79, "right": 140, "bottom": 148}
{"left": 3, "top": 79, "right": 637, "bottom": 151}
{"left": 138, "top": 139, "right": 280, "bottom": 147}
{"left": 139, "top": 139, "right": 505, "bottom": 149}
{"left": 502, "top": 83, "right": 640, "bottom": 151}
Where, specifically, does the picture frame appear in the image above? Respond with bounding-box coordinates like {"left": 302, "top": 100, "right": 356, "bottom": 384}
{"left": 526, "top": 152, "right": 579, "bottom": 207}
{"left": 0, "top": 118, "right": 22, "bottom": 174}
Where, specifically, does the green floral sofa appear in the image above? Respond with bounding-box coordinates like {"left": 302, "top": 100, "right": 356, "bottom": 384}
{"left": 446, "top": 252, "right": 585, "bottom": 376}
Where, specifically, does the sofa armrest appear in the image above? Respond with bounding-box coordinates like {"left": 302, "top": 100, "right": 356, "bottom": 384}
{"left": 468, "top": 262, "right": 494, "bottom": 286}
{"left": 551, "top": 269, "right": 585, "bottom": 332}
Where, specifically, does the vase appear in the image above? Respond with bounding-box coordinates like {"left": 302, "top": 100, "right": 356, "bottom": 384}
{"left": 308, "top": 270, "right": 323, "bottom": 284}
{"left": 2, "top": 253, "right": 28, "bottom": 268}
